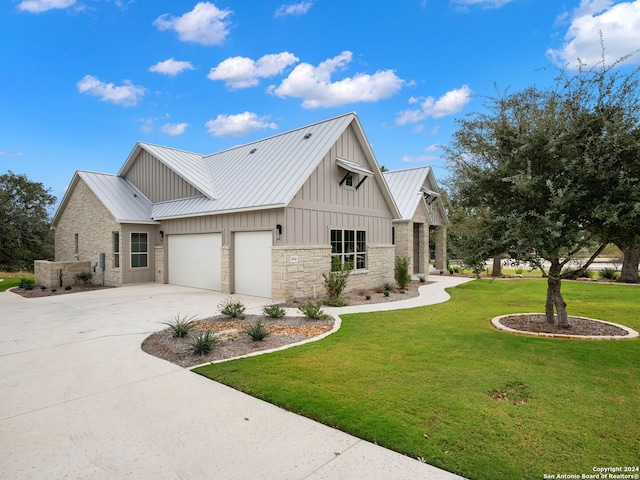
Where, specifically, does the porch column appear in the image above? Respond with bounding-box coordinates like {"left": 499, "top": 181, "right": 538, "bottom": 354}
{"left": 435, "top": 226, "right": 447, "bottom": 271}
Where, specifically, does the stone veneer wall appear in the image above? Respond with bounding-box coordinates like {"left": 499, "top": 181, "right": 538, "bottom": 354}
{"left": 271, "top": 244, "right": 395, "bottom": 301}
{"left": 154, "top": 246, "right": 165, "bottom": 283}
{"left": 54, "top": 179, "right": 122, "bottom": 285}
{"left": 34, "top": 260, "right": 91, "bottom": 288}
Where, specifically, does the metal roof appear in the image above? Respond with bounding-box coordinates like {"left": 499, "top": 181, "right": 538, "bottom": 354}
{"left": 383, "top": 167, "right": 433, "bottom": 220}
{"left": 54, "top": 112, "right": 403, "bottom": 224}
{"left": 119, "top": 143, "right": 216, "bottom": 199}
{"left": 78, "top": 171, "right": 155, "bottom": 223}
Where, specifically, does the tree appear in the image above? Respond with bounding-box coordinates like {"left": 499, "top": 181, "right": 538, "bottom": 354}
{"left": 0, "top": 171, "right": 56, "bottom": 271}
{"left": 446, "top": 55, "right": 640, "bottom": 327}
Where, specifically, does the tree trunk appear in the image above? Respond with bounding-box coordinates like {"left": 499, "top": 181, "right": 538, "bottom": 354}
{"left": 619, "top": 245, "right": 640, "bottom": 283}
{"left": 491, "top": 254, "right": 503, "bottom": 277}
{"left": 545, "top": 262, "right": 569, "bottom": 327}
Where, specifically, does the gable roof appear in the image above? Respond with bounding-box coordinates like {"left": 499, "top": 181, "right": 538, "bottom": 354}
{"left": 383, "top": 166, "right": 448, "bottom": 224}
{"left": 53, "top": 112, "right": 401, "bottom": 223}
{"left": 52, "top": 171, "right": 156, "bottom": 227}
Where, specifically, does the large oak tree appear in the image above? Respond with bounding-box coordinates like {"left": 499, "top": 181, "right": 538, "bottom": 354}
{"left": 446, "top": 57, "right": 640, "bottom": 327}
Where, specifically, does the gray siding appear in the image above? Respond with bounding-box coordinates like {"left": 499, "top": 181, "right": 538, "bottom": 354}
{"left": 160, "top": 208, "right": 285, "bottom": 246}
{"left": 286, "top": 124, "right": 394, "bottom": 245}
{"left": 124, "top": 150, "right": 202, "bottom": 203}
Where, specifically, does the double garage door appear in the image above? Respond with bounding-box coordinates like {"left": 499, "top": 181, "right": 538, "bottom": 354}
{"left": 168, "top": 231, "right": 272, "bottom": 298}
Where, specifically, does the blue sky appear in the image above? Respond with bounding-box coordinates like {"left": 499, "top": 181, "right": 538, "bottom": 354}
{"left": 2, "top": 0, "right": 640, "bottom": 204}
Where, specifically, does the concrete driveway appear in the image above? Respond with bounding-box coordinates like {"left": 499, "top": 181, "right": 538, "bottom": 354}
{"left": 0, "top": 282, "right": 467, "bottom": 480}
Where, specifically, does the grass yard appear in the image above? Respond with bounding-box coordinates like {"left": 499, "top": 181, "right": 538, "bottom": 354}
{"left": 0, "top": 272, "right": 34, "bottom": 292}
{"left": 195, "top": 280, "right": 640, "bottom": 480}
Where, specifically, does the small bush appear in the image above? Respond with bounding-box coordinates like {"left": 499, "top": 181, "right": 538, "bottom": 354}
{"left": 383, "top": 290, "right": 390, "bottom": 297}
{"left": 19, "top": 278, "right": 34, "bottom": 290}
{"left": 40, "top": 285, "right": 46, "bottom": 291}
{"left": 65, "top": 285, "right": 72, "bottom": 291}
{"left": 244, "top": 320, "right": 270, "bottom": 341}
{"left": 515, "top": 268, "right": 524, "bottom": 275}
{"left": 51, "top": 288, "right": 57, "bottom": 294}
{"left": 219, "top": 298, "right": 245, "bottom": 319}
{"left": 395, "top": 257, "right": 411, "bottom": 290}
{"left": 162, "top": 313, "right": 198, "bottom": 338}
{"left": 365, "top": 295, "right": 371, "bottom": 300}
{"left": 323, "top": 257, "right": 352, "bottom": 301}
{"left": 298, "top": 302, "right": 329, "bottom": 320}
{"left": 418, "top": 275, "right": 426, "bottom": 283}
{"left": 324, "top": 297, "right": 347, "bottom": 307}
{"left": 263, "top": 304, "right": 286, "bottom": 318}
{"left": 599, "top": 267, "right": 618, "bottom": 280}
{"left": 384, "top": 282, "right": 393, "bottom": 291}
{"left": 75, "top": 271, "right": 93, "bottom": 284}
{"left": 187, "top": 330, "right": 218, "bottom": 356}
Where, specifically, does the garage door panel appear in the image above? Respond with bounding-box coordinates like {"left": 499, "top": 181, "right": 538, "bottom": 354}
{"left": 234, "top": 231, "right": 272, "bottom": 298}
{"left": 169, "top": 233, "right": 221, "bottom": 290}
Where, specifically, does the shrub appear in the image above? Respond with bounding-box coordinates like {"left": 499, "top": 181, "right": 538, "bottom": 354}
{"left": 219, "top": 298, "right": 245, "bottom": 319}
{"left": 383, "top": 290, "right": 390, "bottom": 297}
{"left": 365, "top": 295, "right": 371, "bottom": 300}
{"left": 40, "top": 285, "right": 46, "bottom": 291}
{"left": 244, "top": 320, "right": 270, "bottom": 341}
{"left": 263, "top": 304, "right": 286, "bottom": 318}
{"left": 515, "top": 268, "right": 524, "bottom": 275}
{"left": 187, "top": 330, "right": 218, "bottom": 356}
{"left": 74, "top": 271, "right": 93, "bottom": 284}
{"left": 19, "top": 278, "right": 34, "bottom": 290}
{"left": 162, "top": 313, "right": 198, "bottom": 338}
{"left": 599, "top": 267, "right": 618, "bottom": 280}
{"left": 394, "top": 257, "right": 411, "bottom": 290}
{"left": 323, "top": 256, "right": 352, "bottom": 301}
{"left": 65, "top": 285, "right": 72, "bottom": 291}
{"left": 418, "top": 275, "right": 427, "bottom": 283}
{"left": 323, "top": 297, "right": 347, "bottom": 307}
{"left": 298, "top": 302, "right": 329, "bottom": 320}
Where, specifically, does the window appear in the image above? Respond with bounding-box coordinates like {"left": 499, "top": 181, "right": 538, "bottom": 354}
{"left": 331, "top": 229, "right": 366, "bottom": 270}
{"left": 113, "top": 232, "right": 120, "bottom": 268}
{"left": 131, "top": 233, "right": 148, "bottom": 268}
{"left": 74, "top": 234, "right": 79, "bottom": 255}
{"left": 344, "top": 173, "right": 353, "bottom": 187}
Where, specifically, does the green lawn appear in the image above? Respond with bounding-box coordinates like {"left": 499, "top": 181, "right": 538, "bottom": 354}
{"left": 195, "top": 280, "right": 640, "bottom": 480}
{"left": 0, "top": 273, "right": 34, "bottom": 292}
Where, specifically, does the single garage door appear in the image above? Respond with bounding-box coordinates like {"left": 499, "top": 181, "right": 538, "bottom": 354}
{"left": 234, "top": 231, "right": 272, "bottom": 298}
{"left": 168, "top": 233, "right": 222, "bottom": 290}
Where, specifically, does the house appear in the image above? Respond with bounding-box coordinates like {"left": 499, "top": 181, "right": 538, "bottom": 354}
{"left": 46, "top": 113, "right": 407, "bottom": 300}
{"left": 383, "top": 166, "right": 448, "bottom": 275}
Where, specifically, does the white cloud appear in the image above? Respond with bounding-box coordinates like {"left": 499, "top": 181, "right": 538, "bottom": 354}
{"left": 396, "top": 85, "right": 471, "bottom": 125}
{"left": 161, "top": 123, "right": 189, "bottom": 136}
{"left": 208, "top": 52, "right": 299, "bottom": 89}
{"left": 548, "top": 0, "right": 640, "bottom": 68}
{"left": 77, "top": 75, "right": 145, "bottom": 106}
{"left": 275, "top": 2, "right": 313, "bottom": 17}
{"left": 0, "top": 150, "right": 24, "bottom": 158}
{"left": 149, "top": 58, "right": 195, "bottom": 76}
{"left": 402, "top": 154, "right": 435, "bottom": 164}
{"left": 205, "top": 112, "right": 277, "bottom": 137}
{"left": 153, "top": 2, "right": 232, "bottom": 46}
{"left": 18, "top": 0, "right": 75, "bottom": 12}
{"left": 268, "top": 51, "right": 404, "bottom": 108}
{"left": 451, "top": 0, "right": 513, "bottom": 8}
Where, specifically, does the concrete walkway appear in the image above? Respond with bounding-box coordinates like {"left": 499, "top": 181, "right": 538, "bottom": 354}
{"left": 0, "top": 276, "right": 471, "bottom": 480}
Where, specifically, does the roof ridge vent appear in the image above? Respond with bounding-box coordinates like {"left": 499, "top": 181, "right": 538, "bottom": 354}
{"left": 249, "top": 148, "right": 257, "bottom": 154}
{"left": 303, "top": 133, "right": 312, "bottom": 140}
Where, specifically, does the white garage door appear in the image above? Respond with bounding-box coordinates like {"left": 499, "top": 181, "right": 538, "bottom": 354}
{"left": 168, "top": 233, "right": 222, "bottom": 290}
{"left": 234, "top": 231, "right": 272, "bottom": 298}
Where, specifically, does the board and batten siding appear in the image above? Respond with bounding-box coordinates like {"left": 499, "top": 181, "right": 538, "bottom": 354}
{"left": 285, "top": 124, "right": 394, "bottom": 246}
{"left": 124, "top": 150, "right": 201, "bottom": 203}
{"left": 160, "top": 208, "right": 284, "bottom": 246}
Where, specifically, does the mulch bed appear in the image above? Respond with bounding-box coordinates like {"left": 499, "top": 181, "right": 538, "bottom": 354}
{"left": 142, "top": 315, "right": 335, "bottom": 368}
{"left": 11, "top": 284, "right": 113, "bottom": 298}
{"left": 499, "top": 314, "right": 629, "bottom": 336}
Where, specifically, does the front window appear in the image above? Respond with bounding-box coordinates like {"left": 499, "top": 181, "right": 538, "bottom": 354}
{"left": 131, "top": 233, "right": 148, "bottom": 268}
{"left": 113, "top": 232, "right": 120, "bottom": 268}
{"left": 331, "top": 229, "right": 366, "bottom": 270}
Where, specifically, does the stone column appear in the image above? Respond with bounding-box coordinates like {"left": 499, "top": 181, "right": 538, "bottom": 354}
{"left": 435, "top": 226, "right": 447, "bottom": 270}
